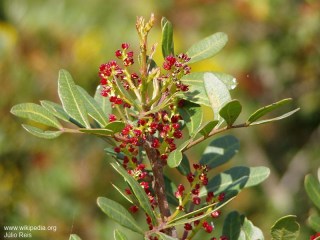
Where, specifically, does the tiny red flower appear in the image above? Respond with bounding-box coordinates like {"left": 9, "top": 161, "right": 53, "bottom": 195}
{"left": 192, "top": 196, "right": 201, "bottom": 205}
{"left": 184, "top": 223, "right": 192, "bottom": 231}
{"left": 109, "top": 114, "right": 117, "bottom": 122}
{"left": 121, "top": 43, "right": 129, "bottom": 49}
{"left": 129, "top": 205, "right": 139, "bottom": 213}
{"left": 211, "top": 210, "right": 221, "bottom": 218}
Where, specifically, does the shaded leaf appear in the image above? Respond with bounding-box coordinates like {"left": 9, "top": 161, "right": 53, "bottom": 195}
{"left": 305, "top": 174, "right": 320, "bottom": 210}
{"left": 161, "top": 17, "right": 174, "bottom": 57}
{"left": 22, "top": 124, "right": 62, "bottom": 139}
{"left": 308, "top": 214, "right": 320, "bottom": 232}
{"left": 200, "top": 166, "right": 270, "bottom": 197}
{"left": 58, "top": 69, "right": 90, "bottom": 128}
{"left": 271, "top": 215, "right": 300, "bottom": 240}
{"left": 180, "top": 72, "right": 236, "bottom": 106}
{"left": 164, "top": 175, "right": 178, "bottom": 206}
{"left": 114, "top": 229, "right": 128, "bottom": 240}
{"left": 11, "top": 103, "right": 62, "bottom": 129}
{"left": 111, "top": 161, "right": 157, "bottom": 225}
{"left": 249, "top": 108, "right": 300, "bottom": 126}
{"left": 187, "top": 32, "right": 228, "bottom": 64}
{"left": 222, "top": 211, "right": 241, "bottom": 240}
{"left": 219, "top": 100, "right": 242, "bottom": 126}
{"left": 94, "top": 85, "right": 112, "bottom": 116}
{"left": 97, "top": 197, "right": 143, "bottom": 234}
{"left": 178, "top": 101, "right": 202, "bottom": 137}
{"left": 198, "top": 120, "right": 219, "bottom": 136}
{"left": 112, "top": 183, "right": 133, "bottom": 204}
{"left": 246, "top": 98, "right": 293, "bottom": 125}
{"left": 77, "top": 86, "right": 109, "bottom": 127}
{"left": 157, "top": 232, "right": 179, "bottom": 240}
{"left": 176, "top": 154, "right": 191, "bottom": 176}
{"left": 69, "top": 234, "right": 82, "bottom": 240}
{"left": 239, "top": 216, "right": 264, "bottom": 240}
{"left": 199, "top": 135, "right": 239, "bottom": 169}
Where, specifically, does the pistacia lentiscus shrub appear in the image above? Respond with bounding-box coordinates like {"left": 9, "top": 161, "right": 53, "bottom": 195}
{"left": 11, "top": 14, "right": 301, "bottom": 240}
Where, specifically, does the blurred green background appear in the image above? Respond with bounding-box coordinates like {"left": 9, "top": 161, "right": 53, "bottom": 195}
{"left": 1, "top": 0, "right": 319, "bottom": 239}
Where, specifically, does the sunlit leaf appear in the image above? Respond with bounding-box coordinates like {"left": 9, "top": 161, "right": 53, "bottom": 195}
{"left": 79, "top": 128, "right": 113, "bottom": 136}
{"left": 22, "top": 124, "right": 62, "bottom": 139}
{"left": 199, "top": 135, "right": 239, "bottom": 169}
{"left": 77, "top": 86, "right": 109, "bottom": 127}
{"left": 11, "top": 103, "right": 62, "bottom": 129}
{"left": 178, "top": 101, "right": 202, "bottom": 137}
{"left": 308, "top": 214, "right": 320, "bottom": 232}
{"left": 94, "top": 85, "right": 112, "bottom": 116}
{"left": 246, "top": 98, "right": 293, "bottom": 125}
{"left": 161, "top": 17, "right": 174, "bottom": 58}
{"left": 97, "top": 197, "right": 144, "bottom": 234}
{"left": 114, "top": 229, "right": 128, "bottom": 240}
{"left": 198, "top": 120, "right": 219, "bottom": 136}
{"left": 219, "top": 100, "right": 242, "bottom": 126}
{"left": 249, "top": 108, "right": 300, "bottom": 126}
{"left": 69, "top": 234, "right": 82, "bottom": 240}
{"left": 180, "top": 72, "right": 236, "bottom": 107}
{"left": 157, "top": 232, "right": 179, "bottom": 240}
{"left": 204, "top": 72, "right": 231, "bottom": 120}
{"left": 200, "top": 166, "right": 270, "bottom": 197}
{"left": 305, "top": 174, "right": 320, "bottom": 210}
{"left": 271, "top": 215, "right": 300, "bottom": 240}
{"left": 239, "top": 216, "right": 265, "bottom": 240}
{"left": 58, "top": 69, "right": 90, "bottom": 128}
{"left": 167, "top": 139, "right": 192, "bottom": 168}
{"left": 110, "top": 161, "right": 157, "bottom": 225}
{"left": 40, "top": 100, "right": 70, "bottom": 122}
{"left": 222, "top": 211, "right": 241, "bottom": 240}
{"left": 187, "top": 32, "right": 228, "bottom": 64}
{"left": 105, "top": 121, "right": 126, "bottom": 134}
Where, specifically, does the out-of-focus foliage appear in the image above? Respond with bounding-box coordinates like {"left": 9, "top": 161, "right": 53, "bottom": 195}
{"left": 1, "top": 0, "right": 319, "bottom": 239}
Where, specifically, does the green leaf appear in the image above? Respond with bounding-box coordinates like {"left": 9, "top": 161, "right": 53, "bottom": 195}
{"left": 40, "top": 100, "right": 70, "bottom": 122}
{"left": 161, "top": 17, "right": 174, "bottom": 58}
{"left": 164, "top": 175, "right": 178, "bottom": 206}
{"left": 271, "top": 215, "right": 300, "bottom": 240}
{"left": 58, "top": 69, "right": 90, "bottom": 128}
{"left": 97, "top": 197, "right": 144, "bottom": 234}
{"left": 222, "top": 211, "right": 242, "bottom": 240}
{"left": 110, "top": 161, "right": 157, "bottom": 225}
{"left": 204, "top": 72, "right": 231, "bottom": 120}
{"left": 186, "top": 32, "right": 228, "bottom": 64}
{"left": 105, "top": 121, "right": 126, "bottom": 134}
{"left": 200, "top": 166, "right": 270, "bottom": 197}
{"left": 77, "top": 86, "right": 109, "bottom": 127}
{"left": 114, "top": 229, "right": 128, "bottom": 240}
{"left": 198, "top": 120, "right": 219, "bottom": 136}
{"left": 305, "top": 174, "right": 320, "bottom": 210}
{"left": 167, "top": 139, "right": 192, "bottom": 168}
{"left": 157, "top": 232, "right": 179, "bottom": 240}
{"left": 176, "top": 154, "right": 191, "bottom": 176}
{"left": 249, "top": 108, "right": 300, "bottom": 126}
{"left": 22, "top": 124, "right": 62, "bottom": 139}
{"left": 246, "top": 98, "right": 293, "bottom": 125}
{"left": 219, "top": 100, "right": 242, "bottom": 126}
{"left": 180, "top": 72, "right": 236, "bottom": 106}
{"left": 308, "top": 214, "right": 320, "bottom": 232}
{"left": 94, "top": 85, "right": 112, "bottom": 116}
{"left": 178, "top": 101, "right": 203, "bottom": 137}
{"left": 199, "top": 135, "right": 240, "bottom": 169}
{"left": 112, "top": 183, "right": 133, "bottom": 204}
{"left": 69, "top": 234, "right": 82, "bottom": 240}
{"left": 239, "top": 216, "right": 264, "bottom": 240}
{"left": 11, "top": 103, "right": 62, "bottom": 129}
{"left": 79, "top": 128, "right": 113, "bottom": 136}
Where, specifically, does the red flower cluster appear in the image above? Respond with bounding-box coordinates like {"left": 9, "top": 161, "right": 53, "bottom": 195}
{"left": 311, "top": 233, "right": 320, "bottom": 240}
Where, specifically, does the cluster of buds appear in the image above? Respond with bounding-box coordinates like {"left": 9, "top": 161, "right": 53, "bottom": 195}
{"left": 161, "top": 53, "right": 191, "bottom": 92}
